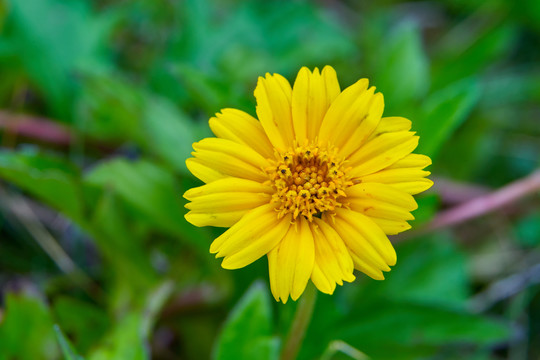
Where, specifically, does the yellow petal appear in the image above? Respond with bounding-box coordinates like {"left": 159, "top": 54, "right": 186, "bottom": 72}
{"left": 346, "top": 183, "right": 416, "bottom": 234}
{"left": 333, "top": 208, "right": 397, "bottom": 266}
{"left": 267, "top": 248, "right": 280, "bottom": 302}
{"left": 337, "top": 92, "right": 385, "bottom": 159}
{"left": 370, "top": 217, "right": 412, "bottom": 235}
{"left": 292, "top": 66, "right": 341, "bottom": 143}
{"left": 220, "top": 216, "right": 289, "bottom": 269}
{"left": 360, "top": 153, "right": 433, "bottom": 195}
{"left": 267, "top": 217, "right": 315, "bottom": 303}
{"left": 348, "top": 132, "right": 419, "bottom": 178}
{"left": 326, "top": 214, "right": 387, "bottom": 272}
{"left": 193, "top": 138, "right": 269, "bottom": 169}
{"left": 367, "top": 116, "right": 412, "bottom": 141}
{"left": 291, "top": 67, "right": 310, "bottom": 142}
{"left": 391, "top": 179, "right": 434, "bottom": 194}
{"left": 349, "top": 198, "right": 415, "bottom": 221}
{"left": 348, "top": 252, "right": 385, "bottom": 280}
{"left": 321, "top": 66, "right": 341, "bottom": 103}
{"left": 184, "top": 210, "right": 247, "bottom": 228}
{"left": 184, "top": 177, "right": 272, "bottom": 200}
{"left": 192, "top": 138, "right": 269, "bottom": 182}
{"left": 387, "top": 153, "right": 432, "bottom": 169}
{"left": 254, "top": 73, "right": 294, "bottom": 151}
{"left": 209, "top": 108, "right": 274, "bottom": 159}
{"left": 185, "top": 158, "right": 226, "bottom": 183}
{"left": 360, "top": 168, "right": 431, "bottom": 184}
{"left": 310, "top": 219, "right": 355, "bottom": 295}
{"left": 346, "top": 183, "right": 418, "bottom": 212}
{"left": 210, "top": 204, "right": 275, "bottom": 254}
{"left": 318, "top": 79, "right": 373, "bottom": 148}
{"left": 185, "top": 192, "right": 270, "bottom": 212}
{"left": 211, "top": 204, "right": 291, "bottom": 270}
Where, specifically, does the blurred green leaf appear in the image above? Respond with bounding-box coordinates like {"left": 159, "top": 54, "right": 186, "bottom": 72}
{"left": 5, "top": 0, "right": 114, "bottom": 118}
{"left": 87, "top": 281, "right": 172, "bottom": 360}
{"left": 433, "top": 23, "right": 517, "bottom": 89}
{"left": 140, "top": 281, "right": 175, "bottom": 339}
{"left": 54, "top": 324, "right": 84, "bottom": 360}
{"left": 373, "top": 22, "right": 429, "bottom": 109}
{"left": 416, "top": 79, "right": 481, "bottom": 158}
{"left": 435, "top": 114, "right": 494, "bottom": 180}
{"left": 87, "top": 313, "right": 147, "bottom": 360}
{"left": 302, "top": 237, "right": 509, "bottom": 360}
{"left": 213, "top": 281, "right": 280, "bottom": 360}
{"left": 84, "top": 158, "right": 211, "bottom": 249}
{"left": 0, "top": 149, "right": 84, "bottom": 221}
{"left": 481, "top": 70, "right": 540, "bottom": 107}
{"left": 141, "top": 94, "right": 196, "bottom": 174}
{"left": 89, "top": 189, "right": 157, "bottom": 290}
{"left": 409, "top": 194, "right": 439, "bottom": 225}
{"left": 85, "top": 159, "right": 184, "bottom": 234}
{"left": 0, "top": 292, "right": 59, "bottom": 360}
{"left": 515, "top": 211, "right": 540, "bottom": 247}
{"left": 53, "top": 297, "right": 109, "bottom": 354}
{"left": 336, "top": 300, "right": 509, "bottom": 360}
{"left": 363, "top": 236, "right": 469, "bottom": 308}
{"left": 151, "top": 0, "right": 354, "bottom": 111}
{"left": 169, "top": 64, "right": 227, "bottom": 114}
{"left": 78, "top": 73, "right": 143, "bottom": 142}
{"left": 79, "top": 71, "right": 196, "bottom": 174}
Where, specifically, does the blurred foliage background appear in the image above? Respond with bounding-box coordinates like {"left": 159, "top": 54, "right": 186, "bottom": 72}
{"left": 0, "top": 0, "right": 539, "bottom": 359}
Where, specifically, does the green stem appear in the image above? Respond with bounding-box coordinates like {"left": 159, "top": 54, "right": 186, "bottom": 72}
{"left": 280, "top": 284, "right": 318, "bottom": 360}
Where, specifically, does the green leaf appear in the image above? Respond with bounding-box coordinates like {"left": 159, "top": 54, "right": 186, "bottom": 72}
{"left": 361, "top": 236, "right": 469, "bottom": 308}
{"left": 0, "top": 292, "right": 59, "bottom": 360}
{"left": 0, "top": 149, "right": 84, "bottom": 221}
{"left": 87, "top": 281, "right": 173, "bottom": 360}
{"left": 416, "top": 79, "right": 481, "bottom": 159}
{"left": 515, "top": 211, "right": 540, "bottom": 247}
{"left": 53, "top": 297, "right": 110, "bottom": 354}
{"left": 140, "top": 281, "right": 175, "bottom": 339}
{"left": 432, "top": 24, "right": 517, "bottom": 90}
{"left": 84, "top": 158, "right": 211, "bottom": 249}
{"left": 77, "top": 72, "right": 143, "bottom": 141}
{"left": 54, "top": 325, "right": 84, "bottom": 360}
{"left": 481, "top": 71, "right": 540, "bottom": 107}
{"left": 6, "top": 0, "right": 114, "bottom": 118}
{"left": 213, "top": 281, "right": 280, "bottom": 360}
{"left": 170, "top": 64, "right": 228, "bottom": 114}
{"left": 302, "top": 236, "right": 509, "bottom": 360}
{"left": 373, "top": 21, "right": 429, "bottom": 109}
{"left": 79, "top": 71, "right": 196, "bottom": 174}
{"left": 141, "top": 95, "right": 196, "bottom": 174}
{"left": 85, "top": 159, "right": 184, "bottom": 234}
{"left": 87, "top": 313, "right": 147, "bottom": 360}
{"left": 88, "top": 190, "right": 157, "bottom": 290}
{"left": 337, "top": 301, "right": 509, "bottom": 360}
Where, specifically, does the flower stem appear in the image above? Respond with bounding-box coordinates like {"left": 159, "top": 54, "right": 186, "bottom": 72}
{"left": 280, "top": 284, "right": 317, "bottom": 360}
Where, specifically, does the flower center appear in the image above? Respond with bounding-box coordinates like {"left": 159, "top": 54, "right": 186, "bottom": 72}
{"left": 266, "top": 143, "right": 353, "bottom": 221}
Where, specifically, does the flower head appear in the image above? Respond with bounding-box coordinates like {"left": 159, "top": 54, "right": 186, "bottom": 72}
{"left": 184, "top": 66, "right": 432, "bottom": 303}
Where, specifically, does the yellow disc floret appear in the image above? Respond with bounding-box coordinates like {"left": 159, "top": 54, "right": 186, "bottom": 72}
{"left": 266, "top": 142, "right": 353, "bottom": 221}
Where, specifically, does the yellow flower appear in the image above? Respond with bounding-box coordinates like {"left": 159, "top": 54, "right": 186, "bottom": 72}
{"left": 184, "top": 66, "right": 432, "bottom": 303}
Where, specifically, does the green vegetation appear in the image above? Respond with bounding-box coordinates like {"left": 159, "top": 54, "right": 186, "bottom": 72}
{"left": 1, "top": 0, "right": 539, "bottom": 359}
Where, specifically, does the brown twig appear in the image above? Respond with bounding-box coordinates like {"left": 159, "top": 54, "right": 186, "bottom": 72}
{"left": 431, "top": 176, "right": 490, "bottom": 205}
{"left": 418, "top": 170, "right": 540, "bottom": 235}
{"left": 0, "top": 111, "right": 72, "bottom": 145}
